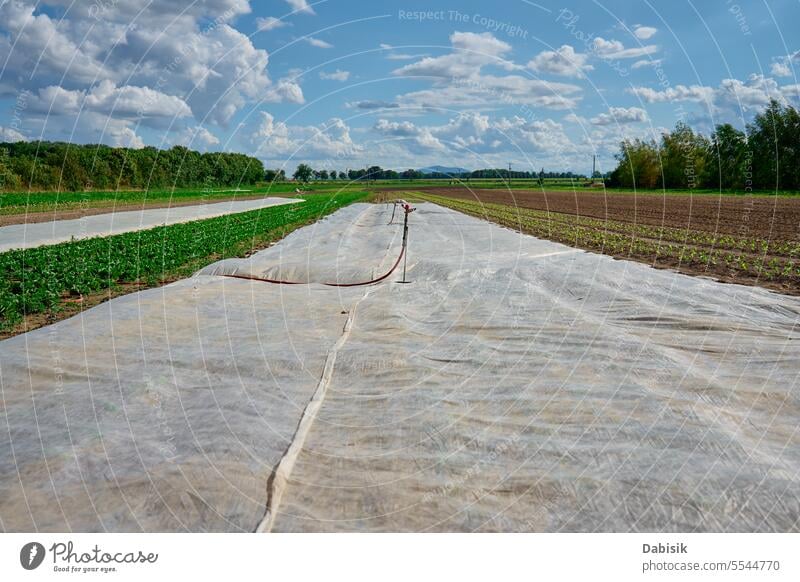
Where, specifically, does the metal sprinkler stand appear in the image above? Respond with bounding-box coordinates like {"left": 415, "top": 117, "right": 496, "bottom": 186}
{"left": 398, "top": 202, "right": 414, "bottom": 284}
{"left": 402, "top": 214, "right": 409, "bottom": 283}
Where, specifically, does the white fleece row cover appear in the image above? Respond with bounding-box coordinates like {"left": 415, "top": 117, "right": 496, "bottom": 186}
{"left": 1, "top": 203, "right": 798, "bottom": 532}
{"left": 0, "top": 197, "right": 301, "bottom": 251}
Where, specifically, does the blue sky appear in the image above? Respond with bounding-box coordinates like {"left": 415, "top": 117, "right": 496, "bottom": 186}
{"left": 0, "top": 0, "right": 798, "bottom": 174}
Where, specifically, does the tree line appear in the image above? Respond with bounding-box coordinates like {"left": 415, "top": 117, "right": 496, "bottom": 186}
{"left": 283, "top": 164, "right": 586, "bottom": 183}
{"left": 0, "top": 141, "right": 265, "bottom": 191}
{"left": 608, "top": 100, "right": 800, "bottom": 191}
{"left": 287, "top": 165, "right": 402, "bottom": 182}
{"left": 11, "top": 101, "right": 794, "bottom": 194}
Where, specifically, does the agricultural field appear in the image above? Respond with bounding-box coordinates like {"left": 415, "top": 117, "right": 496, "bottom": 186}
{"left": 0, "top": 182, "right": 358, "bottom": 225}
{"left": 385, "top": 186, "right": 800, "bottom": 237}
{"left": 4, "top": 201, "right": 799, "bottom": 535}
{"left": 0, "top": 191, "right": 367, "bottom": 336}
{"left": 371, "top": 179, "right": 800, "bottom": 196}
{"left": 396, "top": 188, "right": 800, "bottom": 295}
{"left": 4, "top": 1, "right": 800, "bottom": 574}
{"left": 6, "top": 179, "right": 793, "bottom": 229}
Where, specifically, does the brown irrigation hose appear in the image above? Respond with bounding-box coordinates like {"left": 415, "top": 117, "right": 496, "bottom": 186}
{"left": 220, "top": 207, "right": 410, "bottom": 287}
{"left": 220, "top": 245, "right": 405, "bottom": 287}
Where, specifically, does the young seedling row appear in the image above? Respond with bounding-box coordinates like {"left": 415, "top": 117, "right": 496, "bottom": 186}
{"left": 415, "top": 193, "right": 800, "bottom": 292}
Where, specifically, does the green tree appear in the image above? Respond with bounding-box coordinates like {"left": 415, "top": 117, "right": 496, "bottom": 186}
{"left": 293, "top": 163, "right": 313, "bottom": 183}
{"left": 0, "top": 141, "right": 265, "bottom": 191}
{"left": 747, "top": 99, "right": 800, "bottom": 190}
{"left": 706, "top": 123, "right": 749, "bottom": 190}
{"left": 660, "top": 122, "right": 709, "bottom": 189}
{"left": 609, "top": 138, "right": 660, "bottom": 189}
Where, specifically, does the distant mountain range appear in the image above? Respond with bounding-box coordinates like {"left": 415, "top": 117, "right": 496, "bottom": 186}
{"left": 417, "top": 165, "right": 470, "bottom": 175}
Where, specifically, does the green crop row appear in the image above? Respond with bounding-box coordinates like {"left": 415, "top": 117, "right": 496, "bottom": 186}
{"left": 0, "top": 192, "right": 367, "bottom": 329}
{"left": 529, "top": 206, "right": 799, "bottom": 258}
{"left": 419, "top": 194, "right": 800, "bottom": 258}
{"left": 550, "top": 210, "right": 798, "bottom": 258}
{"left": 416, "top": 193, "right": 800, "bottom": 287}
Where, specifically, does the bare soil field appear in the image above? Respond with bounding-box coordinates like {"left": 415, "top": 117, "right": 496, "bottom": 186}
{"left": 392, "top": 187, "right": 800, "bottom": 241}
{"left": 384, "top": 188, "right": 800, "bottom": 295}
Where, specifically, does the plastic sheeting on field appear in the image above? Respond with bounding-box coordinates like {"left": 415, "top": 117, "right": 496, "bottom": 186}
{"left": 1, "top": 203, "right": 799, "bottom": 532}
{"left": 0, "top": 197, "right": 301, "bottom": 251}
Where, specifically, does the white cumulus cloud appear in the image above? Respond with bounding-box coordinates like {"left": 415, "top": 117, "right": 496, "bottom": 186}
{"left": 393, "top": 32, "right": 581, "bottom": 111}
{"left": 393, "top": 32, "right": 513, "bottom": 79}
{"left": 0, "top": 126, "right": 26, "bottom": 142}
{"left": 628, "top": 84, "right": 715, "bottom": 103}
{"left": 263, "top": 76, "right": 305, "bottom": 104}
{"left": 0, "top": 0, "right": 301, "bottom": 141}
{"left": 770, "top": 51, "right": 800, "bottom": 77}
{"left": 528, "top": 45, "right": 593, "bottom": 77}
{"left": 250, "top": 112, "right": 363, "bottom": 161}
{"left": 306, "top": 37, "right": 333, "bottom": 49}
{"left": 174, "top": 126, "right": 220, "bottom": 150}
{"left": 256, "top": 17, "right": 288, "bottom": 31}
{"left": 320, "top": 69, "right": 351, "bottom": 81}
{"left": 633, "top": 26, "right": 657, "bottom": 40}
{"left": 286, "top": 0, "right": 315, "bottom": 15}
{"left": 592, "top": 37, "right": 658, "bottom": 59}
{"left": 590, "top": 106, "right": 649, "bottom": 125}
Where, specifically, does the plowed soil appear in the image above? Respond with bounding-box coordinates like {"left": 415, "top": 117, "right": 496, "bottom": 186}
{"left": 385, "top": 187, "right": 800, "bottom": 295}
{"left": 389, "top": 187, "right": 800, "bottom": 241}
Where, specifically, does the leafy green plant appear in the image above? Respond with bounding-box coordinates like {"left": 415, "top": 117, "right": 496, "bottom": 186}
{"left": 0, "top": 192, "right": 367, "bottom": 329}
